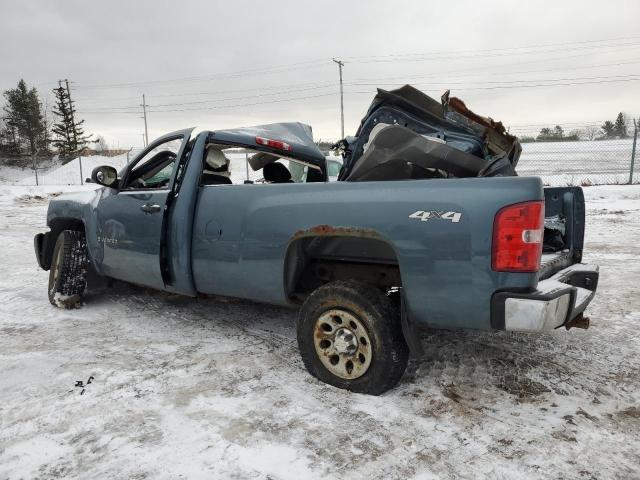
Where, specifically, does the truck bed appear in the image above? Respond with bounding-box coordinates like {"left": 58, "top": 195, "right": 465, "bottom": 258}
{"left": 539, "top": 251, "right": 574, "bottom": 280}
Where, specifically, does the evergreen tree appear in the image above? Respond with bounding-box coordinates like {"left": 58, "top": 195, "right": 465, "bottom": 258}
{"left": 0, "top": 117, "right": 13, "bottom": 155}
{"left": 2, "top": 79, "right": 47, "bottom": 156}
{"left": 614, "top": 112, "right": 627, "bottom": 138}
{"left": 601, "top": 120, "right": 616, "bottom": 139}
{"left": 0, "top": 122, "right": 20, "bottom": 155}
{"left": 51, "top": 81, "right": 90, "bottom": 156}
{"left": 51, "top": 85, "right": 73, "bottom": 155}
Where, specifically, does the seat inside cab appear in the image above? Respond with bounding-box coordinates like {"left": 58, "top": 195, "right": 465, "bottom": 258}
{"left": 200, "top": 144, "right": 325, "bottom": 185}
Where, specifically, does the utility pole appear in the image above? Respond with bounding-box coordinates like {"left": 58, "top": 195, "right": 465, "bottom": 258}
{"left": 630, "top": 118, "right": 637, "bottom": 185}
{"left": 333, "top": 58, "right": 345, "bottom": 139}
{"left": 64, "top": 79, "right": 77, "bottom": 150}
{"left": 140, "top": 94, "right": 149, "bottom": 147}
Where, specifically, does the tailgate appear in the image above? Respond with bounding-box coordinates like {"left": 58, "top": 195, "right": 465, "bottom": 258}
{"left": 540, "top": 186, "right": 586, "bottom": 279}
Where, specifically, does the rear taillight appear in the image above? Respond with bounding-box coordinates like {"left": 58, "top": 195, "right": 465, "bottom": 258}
{"left": 492, "top": 200, "right": 544, "bottom": 272}
{"left": 255, "top": 136, "right": 292, "bottom": 152}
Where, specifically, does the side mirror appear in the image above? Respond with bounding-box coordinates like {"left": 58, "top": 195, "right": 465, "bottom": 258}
{"left": 91, "top": 165, "right": 118, "bottom": 188}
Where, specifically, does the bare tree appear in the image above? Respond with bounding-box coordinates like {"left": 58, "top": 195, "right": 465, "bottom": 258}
{"left": 95, "top": 135, "right": 108, "bottom": 152}
{"left": 584, "top": 126, "right": 599, "bottom": 141}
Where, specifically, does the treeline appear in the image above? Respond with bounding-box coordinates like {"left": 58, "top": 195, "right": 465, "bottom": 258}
{"left": 520, "top": 112, "right": 636, "bottom": 143}
{"left": 0, "top": 79, "right": 95, "bottom": 165}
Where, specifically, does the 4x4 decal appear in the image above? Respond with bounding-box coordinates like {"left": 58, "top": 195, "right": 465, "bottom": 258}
{"left": 409, "top": 210, "right": 462, "bottom": 223}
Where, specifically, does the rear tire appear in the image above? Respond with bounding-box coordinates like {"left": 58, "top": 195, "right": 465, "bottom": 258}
{"left": 48, "top": 230, "right": 88, "bottom": 309}
{"left": 297, "top": 281, "right": 409, "bottom": 395}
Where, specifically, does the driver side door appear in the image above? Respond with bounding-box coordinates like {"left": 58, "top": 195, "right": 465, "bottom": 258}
{"left": 96, "top": 134, "right": 188, "bottom": 289}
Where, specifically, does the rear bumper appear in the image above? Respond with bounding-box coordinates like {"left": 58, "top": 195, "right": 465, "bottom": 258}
{"left": 491, "top": 263, "right": 599, "bottom": 331}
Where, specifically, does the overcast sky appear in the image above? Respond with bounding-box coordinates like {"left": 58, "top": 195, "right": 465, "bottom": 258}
{"left": 1, "top": 0, "right": 639, "bottom": 147}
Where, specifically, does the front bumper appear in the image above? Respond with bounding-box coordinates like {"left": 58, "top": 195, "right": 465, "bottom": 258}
{"left": 491, "top": 263, "right": 599, "bottom": 332}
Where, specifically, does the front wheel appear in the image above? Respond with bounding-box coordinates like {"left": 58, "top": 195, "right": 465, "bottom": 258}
{"left": 297, "top": 281, "right": 409, "bottom": 395}
{"left": 48, "top": 230, "right": 88, "bottom": 309}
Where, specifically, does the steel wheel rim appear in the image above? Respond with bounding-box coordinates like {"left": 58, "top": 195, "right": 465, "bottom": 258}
{"left": 313, "top": 309, "right": 372, "bottom": 380}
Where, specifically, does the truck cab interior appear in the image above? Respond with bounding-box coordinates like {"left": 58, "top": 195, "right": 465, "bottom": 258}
{"left": 199, "top": 143, "right": 325, "bottom": 186}
{"left": 126, "top": 150, "right": 177, "bottom": 189}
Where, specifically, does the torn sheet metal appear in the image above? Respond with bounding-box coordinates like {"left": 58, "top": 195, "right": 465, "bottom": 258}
{"left": 441, "top": 90, "right": 522, "bottom": 168}
{"left": 339, "top": 85, "right": 522, "bottom": 181}
{"left": 346, "top": 123, "right": 487, "bottom": 181}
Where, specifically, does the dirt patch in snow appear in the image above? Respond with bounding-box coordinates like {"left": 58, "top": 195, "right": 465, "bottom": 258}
{"left": 13, "top": 191, "right": 63, "bottom": 204}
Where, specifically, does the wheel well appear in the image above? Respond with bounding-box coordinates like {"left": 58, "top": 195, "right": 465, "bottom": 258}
{"left": 43, "top": 218, "right": 85, "bottom": 269}
{"left": 284, "top": 235, "right": 402, "bottom": 303}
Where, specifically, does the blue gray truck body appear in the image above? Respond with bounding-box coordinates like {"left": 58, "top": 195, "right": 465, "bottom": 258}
{"left": 34, "top": 86, "right": 599, "bottom": 342}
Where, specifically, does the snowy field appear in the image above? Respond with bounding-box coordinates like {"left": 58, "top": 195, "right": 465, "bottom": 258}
{"left": 517, "top": 138, "right": 636, "bottom": 186}
{"left": 0, "top": 184, "right": 639, "bottom": 479}
{"left": 1, "top": 138, "right": 637, "bottom": 187}
{"left": 0, "top": 151, "right": 273, "bottom": 186}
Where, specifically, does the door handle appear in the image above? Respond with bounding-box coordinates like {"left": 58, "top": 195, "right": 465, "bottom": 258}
{"left": 140, "top": 204, "right": 162, "bottom": 214}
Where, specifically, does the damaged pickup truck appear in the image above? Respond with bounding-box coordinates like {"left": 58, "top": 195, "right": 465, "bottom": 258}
{"left": 34, "top": 85, "right": 599, "bottom": 395}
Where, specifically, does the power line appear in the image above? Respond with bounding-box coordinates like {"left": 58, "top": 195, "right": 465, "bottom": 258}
{"left": 74, "top": 80, "right": 336, "bottom": 103}
{"left": 73, "top": 61, "right": 330, "bottom": 90}
{"left": 74, "top": 84, "right": 340, "bottom": 112}
{"left": 68, "top": 35, "right": 640, "bottom": 92}
{"left": 147, "top": 83, "right": 338, "bottom": 108}
{"left": 415, "top": 76, "right": 640, "bottom": 91}
{"left": 75, "top": 72, "right": 640, "bottom": 113}
{"left": 343, "top": 35, "right": 640, "bottom": 61}
{"left": 76, "top": 92, "right": 341, "bottom": 115}
{"left": 75, "top": 110, "right": 141, "bottom": 115}
{"left": 350, "top": 59, "right": 640, "bottom": 83}
{"left": 147, "top": 91, "right": 339, "bottom": 113}
{"left": 75, "top": 56, "right": 640, "bottom": 109}
{"left": 344, "top": 38, "right": 640, "bottom": 64}
{"left": 75, "top": 75, "right": 640, "bottom": 116}
{"left": 348, "top": 73, "right": 640, "bottom": 88}
{"left": 26, "top": 33, "right": 640, "bottom": 99}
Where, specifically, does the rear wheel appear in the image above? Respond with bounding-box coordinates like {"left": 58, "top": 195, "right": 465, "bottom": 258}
{"left": 297, "top": 281, "right": 409, "bottom": 395}
{"left": 48, "top": 230, "right": 88, "bottom": 309}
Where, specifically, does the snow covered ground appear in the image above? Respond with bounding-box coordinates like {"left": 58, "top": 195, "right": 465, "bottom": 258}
{"left": 1, "top": 151, "right": 273, "bottom": 186}
{"left": 518, "top": 139, "right": 636, "bottom": 186}
{"left": 0, "top": 185, "right": 638, "bottom": 479}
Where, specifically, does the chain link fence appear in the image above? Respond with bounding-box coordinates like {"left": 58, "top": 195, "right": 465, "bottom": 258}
{"left": 1, "top": 123, "right": 638, "bottom": 187}
{"left": 518, "top": 136, "right": 637, "bottom": 186}
{"left": 0, "top": 149, "right": 142, "bottom": 186}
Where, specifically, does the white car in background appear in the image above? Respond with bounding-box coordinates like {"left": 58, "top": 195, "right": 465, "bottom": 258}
{"left": 325, "top": 155, "right": 343, "bottom": 181}
{"left": 288, "top": 154, "right": 343, "bottom": 182}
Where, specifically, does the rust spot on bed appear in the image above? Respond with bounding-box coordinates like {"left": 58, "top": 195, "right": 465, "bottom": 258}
{"left": 292, "top": 224, "right": 384, "bottom": 240}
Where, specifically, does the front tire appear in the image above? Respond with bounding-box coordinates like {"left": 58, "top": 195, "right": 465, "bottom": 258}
{"left": 48, "top": 230, "right": 88, "bottom": 309}
{"left": 297, "top": 281, "right": 409, "bottom": 395}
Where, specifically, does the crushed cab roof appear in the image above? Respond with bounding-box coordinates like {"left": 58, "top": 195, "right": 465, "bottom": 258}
{"left": 207, "top": 122, "right": 327, "bottom": 168}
